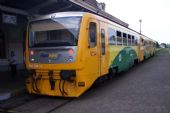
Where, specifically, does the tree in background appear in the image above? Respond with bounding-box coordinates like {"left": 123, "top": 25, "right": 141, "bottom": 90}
{"left": 160, "top": 43, "right": 167, "bottom": 48}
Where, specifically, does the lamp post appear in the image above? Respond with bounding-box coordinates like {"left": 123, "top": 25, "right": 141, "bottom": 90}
{"left": 139, "top": 19, "right": 142, "bottom": 34}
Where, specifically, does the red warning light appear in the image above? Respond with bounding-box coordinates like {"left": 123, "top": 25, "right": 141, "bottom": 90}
{"left": 69, "top": 49, "right": 74, "bottom": 55}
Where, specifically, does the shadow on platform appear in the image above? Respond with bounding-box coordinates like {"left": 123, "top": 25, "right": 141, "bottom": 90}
{"left": 0, "top": 70, "right": 26, "bottom": 101}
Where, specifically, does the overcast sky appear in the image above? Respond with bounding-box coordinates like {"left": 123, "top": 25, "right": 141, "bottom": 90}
{"left": 97, "top": 0, "right": 170, "bottom": 43}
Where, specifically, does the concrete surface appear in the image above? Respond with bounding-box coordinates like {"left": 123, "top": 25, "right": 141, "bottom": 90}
{"left": 0, "top": 70, "right": 26, "bottom": 101}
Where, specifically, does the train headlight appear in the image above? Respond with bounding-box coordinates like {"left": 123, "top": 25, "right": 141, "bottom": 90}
{"left": 60, "top": 70, "right": 76, "bottom": 80}
{"left": 68, "top": 56, "right": 73, "bottom": 62}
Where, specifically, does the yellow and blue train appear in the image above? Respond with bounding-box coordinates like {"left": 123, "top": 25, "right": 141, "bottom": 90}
{"left": 25, "top": 12, "right": 156, "bottom": 97}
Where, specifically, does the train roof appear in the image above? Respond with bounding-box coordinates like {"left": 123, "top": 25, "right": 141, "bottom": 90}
{"left": 30, "top": 11, "right": 156, "bottom": 42}
{"left": 30, "top": 12, "right": 84, "bottom": 22}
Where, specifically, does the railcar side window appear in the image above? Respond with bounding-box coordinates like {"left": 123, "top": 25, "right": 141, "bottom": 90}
{"left": 141, "top": 39, "right": 144, "bottom": 46}
{"left": 132, "top": 35, "right": 135, "bottom": 46}
{"left": 150, "top": 41, "right": 152, "bottom": 47}
{"left": 128, "top": 34, "right": 131, "bottom": 46}
{"left": 89, "top": 22, "right": 97, "bottom": 48}
{"left": 144, "top": 41, "right": 146, "bottom": 46}
{"left": 123, "top": 33, "right": 127, "bottom": 46}
{"left": 147, "top": 41, "right": 149, "bottom": 47}
{"left": 108, "top": 28, "right": 116, "bottom": 45}
{"left": 116, "top": 31, "right": 122, "bottom": 45}
{"left": 135, "top": 36, "right": 138, "bottom": 46}
{"left": 101, "top": 29, "right": 106, "bottom": 55}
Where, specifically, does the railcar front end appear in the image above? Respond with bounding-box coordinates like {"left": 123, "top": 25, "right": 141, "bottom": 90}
{"left": 25, "top": 12, "right": 97, "bottom": 97}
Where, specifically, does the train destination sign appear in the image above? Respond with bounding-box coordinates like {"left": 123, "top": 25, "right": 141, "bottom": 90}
{"left": 2, "top": 14, "right": 17, "bottom": 25}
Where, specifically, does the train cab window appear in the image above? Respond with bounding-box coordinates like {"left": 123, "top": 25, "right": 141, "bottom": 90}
{"left": 101, "top": 29, "right": 106, "bottom": 55}
{"left": 108, "top": 28, "right": 116, "bottom": 45}
{"left": 116, "top": 31, "right": 122, "bottom": 45}
{"left": 89, "top": 22, "right": 97, "bottom": 48}
{"left": 29, "top": 17, "right": 82, "bottom": 47}
{"left": 132, "top": 35, "right": 135, "bottom": 46}
{"left": 128, "top": 34, "right": 131, "bottom": 46}
{"left": 123, "top": 33, "right": 127, "bottom": 46}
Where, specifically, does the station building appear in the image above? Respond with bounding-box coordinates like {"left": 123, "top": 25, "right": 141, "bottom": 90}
{"left": 0, "top": 0, "right": 128, "bottom": 71}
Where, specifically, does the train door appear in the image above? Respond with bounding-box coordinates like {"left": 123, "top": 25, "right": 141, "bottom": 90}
{"left": 99, "top": 21, "right": 108, "bottom": 76}
{"left": 88, "top": 19, "right": 100, "bottom": 77}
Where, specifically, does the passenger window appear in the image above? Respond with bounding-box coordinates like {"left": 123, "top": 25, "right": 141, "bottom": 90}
{"left": 101, "top": 29, "right": 106, "bottom": 55}
{"left": 132, "top": 36, "right": 135, "bottom": 46}
{"left": 89, "top": 22, "right": 97, "bottom": 48}
{"left": 141, "top": 38, "right": 143, "bottom": 46}
{"left": 128, "top": 34, "right": 131, "bottom": 46}
{"left": 134, "top": 36, "right": 138, "bottom": 46}
{"left": 150, "top": 42, "right": 152, "bottom": 47}
{"left": 123, "top": 33, "right": 127, "bottom": 46}
{"left": 116, "top": 31, "right": 122, "bottom": 45}
{"left": 144, "top": 41, "right": 146, "bottom": 46}
{"left": 108, "top": 28, "right": 116, "bottom": 45}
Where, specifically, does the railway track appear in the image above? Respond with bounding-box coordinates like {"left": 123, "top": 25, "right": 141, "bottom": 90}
{"left": 45, "top": 99, "right": 74, "bottom": 113}
{"left": 0, "top": 93, "right": 75, "bottom": 113}
{"left": 0, "top": 93, "right": 39, "bottom": 113}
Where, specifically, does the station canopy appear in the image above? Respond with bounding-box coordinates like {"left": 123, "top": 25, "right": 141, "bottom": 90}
{"left": 0, "top": 0, "right": 129, "bottom": 27}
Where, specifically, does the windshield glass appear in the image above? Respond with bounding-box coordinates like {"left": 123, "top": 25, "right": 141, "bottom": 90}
{"left": 29, "top": 17, "right": 82, "bottom": 47}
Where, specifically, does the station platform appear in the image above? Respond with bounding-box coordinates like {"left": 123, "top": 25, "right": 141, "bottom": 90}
{"left": 0, "top": 70, "right": 26, "bottom": 102}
